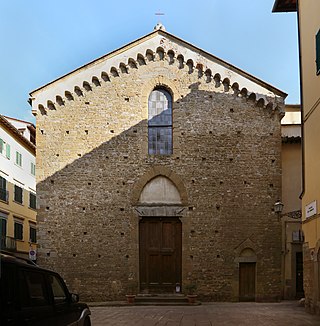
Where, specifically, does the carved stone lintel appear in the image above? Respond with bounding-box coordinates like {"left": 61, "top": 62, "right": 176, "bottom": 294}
{"left": 134, "top": 206, "right": 186, "bottom": 217}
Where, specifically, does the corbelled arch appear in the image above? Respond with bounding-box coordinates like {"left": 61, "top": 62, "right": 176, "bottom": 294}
{"left": 131, "top": 165, "right": 188, "bottom": 206}
{"left": 34, "top": 44, "right": 285, "bottom": 117}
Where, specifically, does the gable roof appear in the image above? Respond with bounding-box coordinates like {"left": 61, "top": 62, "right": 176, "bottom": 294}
{"left": 0, "top": 115, "right": 36, "bottom": 154}
{"left": 29, "top": 28, "right": 287, "bottom": 114}
{"left": 2, "top": 115, "right": 35, "bottom": 127}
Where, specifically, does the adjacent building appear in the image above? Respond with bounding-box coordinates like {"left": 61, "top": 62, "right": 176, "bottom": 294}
{"left": 29, "top": 26, "right": 287, "bottom": 302}
{"left": 273, "top": 0, "right": 320, "bottom": 313}
{"left": 0, "top": 115, "right": 37, "bottom": 258}
{"left": 281, "top": 104, "right": 303, "bottom": 299}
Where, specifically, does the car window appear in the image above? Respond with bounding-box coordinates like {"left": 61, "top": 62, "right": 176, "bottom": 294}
{"left": 20, "top": 270, "right": 49, "bottom": 307}
{"left": 49, "top": 275, "right": 68, "bottom": 304}
{"left": 0, "top": 263, "right": 15, "bottom": 307}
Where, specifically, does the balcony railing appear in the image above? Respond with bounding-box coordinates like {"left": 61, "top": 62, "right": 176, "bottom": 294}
{"left": 0, "top": 236, "right": 17, "bottom": 251}
{"left": 0, "top": 188, "right": 8, "bottom": 202}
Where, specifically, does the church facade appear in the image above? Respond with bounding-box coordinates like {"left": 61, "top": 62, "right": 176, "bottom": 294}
{"left": 30, "top": 26, "right": 286, "bottom": 302}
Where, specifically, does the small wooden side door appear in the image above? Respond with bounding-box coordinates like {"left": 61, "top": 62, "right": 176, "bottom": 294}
{"left": 239, "top": 262, "right": 256, "bottom": 302}
{"left": 139, "top": 217, "right": 182, "bottom": 293}
{"left": 296, "top": 252, "right": 304, "bottom": 298}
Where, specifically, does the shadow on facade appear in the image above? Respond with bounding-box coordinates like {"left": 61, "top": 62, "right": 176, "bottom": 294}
{"left": 36, "top": 83, "right": 283, "bottom": 301}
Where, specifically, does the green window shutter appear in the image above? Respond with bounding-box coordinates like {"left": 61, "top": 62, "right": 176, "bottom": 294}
{"left": 14, "top": 185, "right": 23, "bottom": 204}
{"left": 316, "top": 29, "right": 320, "bottom": 75}
{"left": 15, "top": 151, "right": 22, "bottom": 166}
{"left": 0, "top": 139, "right": 3, "bottom": 154}
{"left": 0, "top": 176, "right": 6, "bottom": 190}
{"left": 29, "top": 192, "right": 36, "bottom": 209}
{"left": 14, "top": 222, "right": 23, "bottom": 240}
{"left": 31, "top": 162, "right": 36, "bottom": 176}
{"left": 30, "top": 226, "right": 36, "bottom": 243}
{"left": 6, "top": 144, "right": 10, "bottom": 159}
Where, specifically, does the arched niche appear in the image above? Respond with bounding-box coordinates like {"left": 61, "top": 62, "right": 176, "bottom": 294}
{"left": 139, "top": 176, "right": 181, "bottom": 205}
{"left": 135, "top": 175, "right": 186, "bottom": 217}
{"left": 237, "top": 248, "right": 257, "bottom": 263}
{"left": 233, "top": 238, "right": 258, "bottom": 264}
{"left": 240, "top": 248, "right": 256, "bottom": 258}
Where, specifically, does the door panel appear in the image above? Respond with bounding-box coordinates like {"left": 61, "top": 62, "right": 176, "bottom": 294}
{"left": 162, "top": 254, "right": 176, "bottom": 284}
{"left": 149, "top": 254, "right": 160, "bottom": 284}
{"left": 162, "top": 222, "right": 174, "bottom": 249}
{"left": 296, "top": 252, "right": 304, "bottom": 298}
{"left": 139, "top": 217, "right": 181, "bottom": 293}
{"left": 239, "top": 262, "right": 256, "bottom": 302}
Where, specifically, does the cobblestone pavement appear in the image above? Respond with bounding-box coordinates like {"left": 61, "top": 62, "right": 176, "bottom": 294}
{"left": 89, "top": 301, "right": 320, "bottom": 326}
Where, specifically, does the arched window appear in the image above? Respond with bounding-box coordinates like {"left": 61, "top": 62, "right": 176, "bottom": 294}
{"left": 148, "top": 88, "right": 172, "bottom": 155}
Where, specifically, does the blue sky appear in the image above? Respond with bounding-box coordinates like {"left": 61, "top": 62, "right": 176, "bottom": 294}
{"left": 0, "top": 0, "right": 299, "bottom": 123}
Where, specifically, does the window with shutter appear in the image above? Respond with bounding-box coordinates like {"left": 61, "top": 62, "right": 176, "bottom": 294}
{"left": 0, "top": 176, "right": 8, "bottom": 202}
{"left": 0, "top": 138, "right": 3, "bottom": 154}
{"left": 1, "top": 216, "right": 7, "bottom": 249}
{"left": 15, "top": 151, "right": 22, "bottom": 167}
{"left": 0, "top": 139, "right": 10, "bottom": 159}
{"left": 29, "top": 192, "right": 36, "bottom": 209}
{"left": 29, "top": 224, "right": 36, "bottom": 243}
{"left": 14, "top": 185, "right": 23, "bottom": 204}
{"left": 6, "top": 144, "right": 10, "bottom": 159}
{"left": 31, "top": 162, "right": 36, "bottom": 176}
{"left": 14, "top": 220, "right": 23, "bottom": 240}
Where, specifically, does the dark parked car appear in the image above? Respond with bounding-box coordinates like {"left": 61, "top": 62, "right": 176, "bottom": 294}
{"left": 0, "top": 251, "right": 91, "bottom": 326}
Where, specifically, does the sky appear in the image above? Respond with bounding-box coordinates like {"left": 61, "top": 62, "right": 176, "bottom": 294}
{"left": 0, "top": 0, "right": 299, "bottom": 124}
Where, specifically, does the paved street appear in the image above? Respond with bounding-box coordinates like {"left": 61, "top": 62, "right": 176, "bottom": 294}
{"left": 89, "top": 301, "right": 320, "bottom": 326}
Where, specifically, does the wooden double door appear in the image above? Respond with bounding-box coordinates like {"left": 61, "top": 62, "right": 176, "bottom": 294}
{"left": 139, "top": 217, "right": 182, "bottom": 293}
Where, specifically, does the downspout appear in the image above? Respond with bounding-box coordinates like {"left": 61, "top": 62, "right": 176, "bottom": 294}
{"left": 296, "top": 0, "right": 305, "bottom": 200}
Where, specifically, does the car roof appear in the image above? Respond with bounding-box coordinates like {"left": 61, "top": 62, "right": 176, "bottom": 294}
{"left": 0, "top": 251, "right": 57, "bottom": 274}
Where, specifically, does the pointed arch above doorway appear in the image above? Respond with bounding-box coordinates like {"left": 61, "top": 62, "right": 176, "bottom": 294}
{"left": 139, "top": 176, "right": 181, "bottom": 205}
{"left": 132, "top": 165, "right": 188, "bottom": 217}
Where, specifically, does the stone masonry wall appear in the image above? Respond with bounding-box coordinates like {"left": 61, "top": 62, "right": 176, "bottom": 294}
{"left": 36, "top": 55, "right": 283, "bottom": 301}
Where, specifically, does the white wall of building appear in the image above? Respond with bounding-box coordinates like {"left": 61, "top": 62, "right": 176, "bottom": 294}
{"left": 0, "top": 126, "right": 36, "bottom": 192}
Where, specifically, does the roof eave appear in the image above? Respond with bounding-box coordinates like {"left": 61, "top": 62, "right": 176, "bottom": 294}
{"left": 272, "top": 0, "right": 297, "bottom": 13}
{"left": 29, "top": 29, "right": 160, "bottom": 97}
{"left": 30, "top": 28, "right": 287, "bottom": 99}
{"left": 0, "top": 115, "right": 36, "bottom": 154}
{"left": 162, "top": 30, "right": 287, "bottom": 98}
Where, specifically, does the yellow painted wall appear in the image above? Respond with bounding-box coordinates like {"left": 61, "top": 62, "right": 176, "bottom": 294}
{"left": 303, "top": 217, "right": 320, "bottom": 249}
{"left": 304, "top": 108, "right": 320, "bottom": 205}
{"left": 299, "top": 0, "right": 320, "bottom": 250}
{"left": 0, "top": 180, "right": 36, "bottom": 254}
{"left": 282, "top": 142, "right": 302, "bottom": 214}
{"left": 299, "top": 0, "right": 320, "bottom": 117}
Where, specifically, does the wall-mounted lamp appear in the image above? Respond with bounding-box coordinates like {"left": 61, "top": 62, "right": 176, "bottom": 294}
{"left": 274, "top": 200, "right": 284, "bottom": 220}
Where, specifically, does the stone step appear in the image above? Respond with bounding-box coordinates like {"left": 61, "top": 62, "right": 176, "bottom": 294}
{"left": 130, "top": 294, "right": 201, "bottom": 306}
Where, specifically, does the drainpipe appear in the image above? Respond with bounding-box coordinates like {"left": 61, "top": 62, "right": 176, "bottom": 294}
{"left": 296, "top": 0, "right": 305, "bottom": 200}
